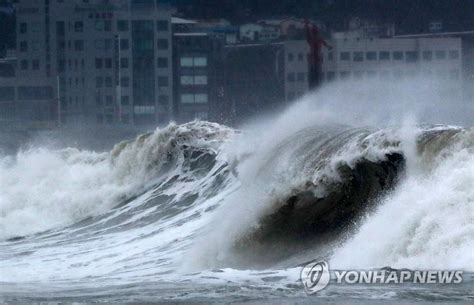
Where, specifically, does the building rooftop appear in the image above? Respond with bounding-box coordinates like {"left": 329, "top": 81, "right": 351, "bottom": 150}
{"left": 394, "top": 30, "right": 474, "bottom": 38}
{"left": 173, "top": 32, "right": 208, "bottom": 36}
{"left": 172, "top": 17, "right": 196, "bottom": 24}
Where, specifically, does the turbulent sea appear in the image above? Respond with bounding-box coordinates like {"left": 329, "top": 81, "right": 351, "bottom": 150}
{"left": 0, "top": 82, "right": 473, "bottom": 304}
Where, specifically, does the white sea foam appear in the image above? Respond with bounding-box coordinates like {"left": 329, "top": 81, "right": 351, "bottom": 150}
{"left": 0, "top": 77, "right": 472, "bottom": 295}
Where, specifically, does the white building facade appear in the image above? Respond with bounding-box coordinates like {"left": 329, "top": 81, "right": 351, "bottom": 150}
{"left": 282, "top": 35, "right": 463, "bottom": 104}
{"left": 321, "top": 36, "right": 462, "bottom": 86}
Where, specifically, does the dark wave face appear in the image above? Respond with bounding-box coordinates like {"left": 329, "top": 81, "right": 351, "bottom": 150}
{"left": 0, "top": 120, "right": 472, "bottom": 303}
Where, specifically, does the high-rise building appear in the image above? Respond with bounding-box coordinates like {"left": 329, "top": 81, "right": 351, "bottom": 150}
{"left": 5, "top": 0, "right": 174, "bottom": 128}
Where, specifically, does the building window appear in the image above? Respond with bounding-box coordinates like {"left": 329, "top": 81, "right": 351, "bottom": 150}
{"left": 20, "top": 22, "right": 27, "bottom": 34}
{"left": 136, "top": 39, "right": 153, "bottom": 51}
{"left": 194, "top": 57, "right": 207, "bottom": 67}
{"left": 105, "top": 77, "right": 113, "bottom": 87}
{"left": 32, "top": 59, "right": 40, "bottom": 70}
{"left": 287, "top": 73, "right": 295, "bottom": 82}
{"left": 353, "top": 52, "right": 363, "bottom": 62}
{"left": 180, "top": 56, "right": 206, "bottom": 68}
{"left": 105, "top": 58, "right": 113, "bottom": 69}
{"left": 366, "top": 51, "right": 377, "bottom": 60}
{"left": 120, "top": 39, "right": 129, "bottom": 51}
{"left": 326, "top": 71, "right": 335, "bottom": 81}
{"left": 95, "top": 20, "right": 104, "bottom": 31}
{"left": 327, "top": 52, "right": 333, "bottom": 61}
{"left": 95, "top": 58, "right": 103, "bottom": 69}
{"left": 105, "top": 95, "right": 113, "bottom": 106}
{"left": 379, "top": 51, "right": 390, "bottom": 60}
{"left": 288, "top": 53, "right": 294, "bottom": 62}
{"left": 117, "top": 20, "right": 129, "bottom": 31}
{"left": 181, "top": 56, "right": 209, "bottom": 67}
{"left": 104, "top": 20, "right": 112, "bottom": 32}
{"left": 195, "top": 94, "right": 208, "bottom": 103}
{"left": 121, "top": 76, "right": 130, "bottom": 87}
{"left": 180, "top": 75, "right": 208, "bottom": 85}
{"left": 181, "top": 94, "right": 194, "bottom": 103}
{"left": 120, "top": 57, "right": 129, "bottom": 68}
{"left": 156, "top": 20, "right": 168, "bottom": 31}
{"left": 180, "top": 57, "right": 193, "bottom": 67}
{"left": 19, "top": 41, "right": 28, "bottom": 52}
{"left": 56, "top": 21, "right": 65, "bottom": 37}
{"left": 20, "top": 60, "right": 28, "bottom": 70}
{"left": 180, "top": 75, "right": 193, "bottom": 85}
{"left": 97, "top": 114, "right": 104, "bottom": 124}
{"left": 121, "top": 95, "right": 130, "bottom": 105}
{"left": 157, "top": 57, "right": 168, "bottom": 68}
{"left": 134, "top": 106, "right": 155, "bottom": 114}
{"left": 423, "top": 51, "right": 433, "bottom": 61}
{"left": 58, "top": 59, "right": 65, "bottom": 72}
{"left": 435, "top": 50, "right": 446, "bottom": 59}
{"left": 158, "top": 76, "right": 168, "bottom": 87}
{"left": 405, "top": 51, "right": 418, "bottom": 62}
{"left": 393, "top": 51, "right": 403, "bottom": 60}
{"left": 96, "top": 94, "right": 102, "bottom": 106}
{"left": 96, "top": 77, "right": 103, "bottom": 88}
{"left": 194, "top": 75, "right": 208, "bottom": 85}
{"left": 297, "top": 72, "right": 305, "bottom": 82}
{"left": 340, "top": 52, "right": 350, "bottom": 61}
{"left": 449, "top": 50, "right": 459, "bottom": 59}
{"left": 157, "top": 39, "right": 169, "bottom": 50}
{"left": 74, "top": 40, "right": 84, "bottom": 51}
{"left": 74, "top": 21, "right": 83, "bottom": 32}
{"left": 298, "top": 53, "right": 304, "bottom": 61}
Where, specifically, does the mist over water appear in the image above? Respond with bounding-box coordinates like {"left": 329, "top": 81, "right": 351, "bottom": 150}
{"left": 0, "top": 77, "right": 472, "bottom": 302}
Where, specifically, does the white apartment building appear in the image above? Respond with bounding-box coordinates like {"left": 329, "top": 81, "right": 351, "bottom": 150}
{"left": 282, "top": 35, "right": 463, "bottom": 103}
{"left": 321, "top": 35, "right": 462, "bottom": 86}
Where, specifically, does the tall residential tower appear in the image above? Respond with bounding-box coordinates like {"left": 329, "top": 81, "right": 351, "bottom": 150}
{"left": 7, "top": 0, "right": 174, "bottom": 128}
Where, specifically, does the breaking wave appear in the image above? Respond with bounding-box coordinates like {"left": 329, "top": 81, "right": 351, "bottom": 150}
{"left": 0, "top": 79, "right": 472, "bottom": 301}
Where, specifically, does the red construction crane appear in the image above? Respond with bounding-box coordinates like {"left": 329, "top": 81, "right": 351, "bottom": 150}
{"left": 304, "top": 20, "right": 331, "bottom": 89}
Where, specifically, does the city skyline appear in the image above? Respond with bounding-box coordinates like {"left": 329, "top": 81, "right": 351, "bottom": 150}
{"left": 0, "top": 0, "right": 473, "bottom": 132}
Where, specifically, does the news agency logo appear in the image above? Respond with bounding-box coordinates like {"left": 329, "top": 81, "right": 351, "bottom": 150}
{"left": 300, "top": 260, "right": 464, "bottom": 295}
{"left": 300, "top": 260, "right": 330, "bottom": 294}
